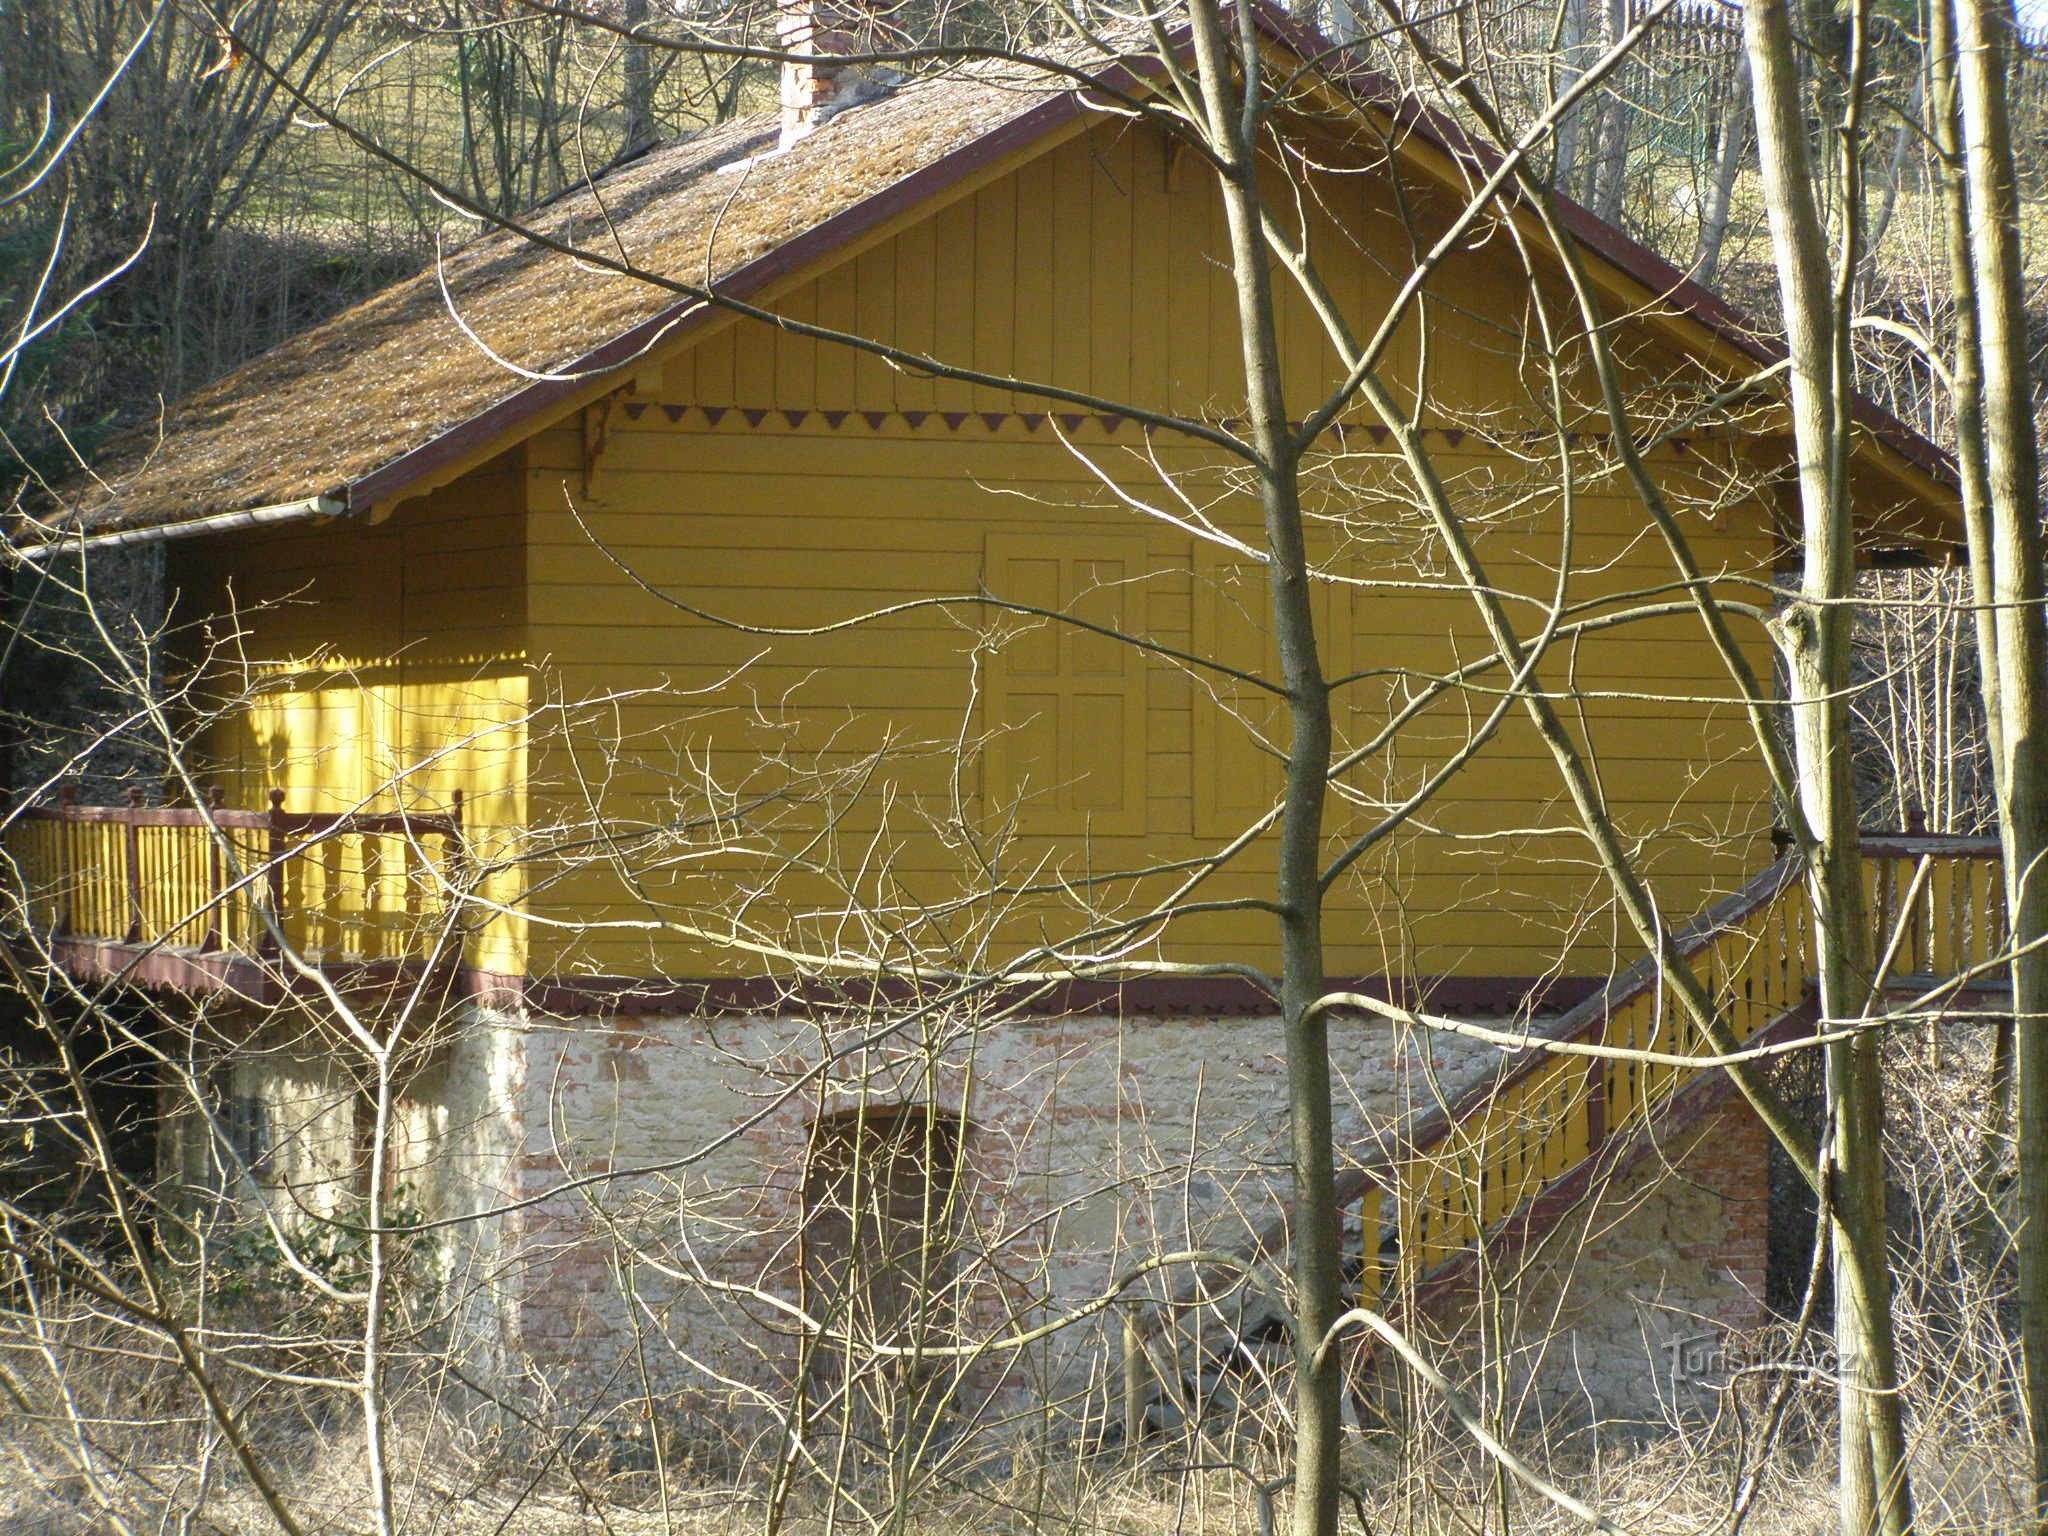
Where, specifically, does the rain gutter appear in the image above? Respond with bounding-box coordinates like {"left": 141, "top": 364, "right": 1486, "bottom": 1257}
{"left": 10, "top": 494, "right": 347, "bottom": 562}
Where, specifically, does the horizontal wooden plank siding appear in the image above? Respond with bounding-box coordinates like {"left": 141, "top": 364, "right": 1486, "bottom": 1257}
{"left": 162, "top": 113, "right": 1810, "bottom": 993}
{"left": 521, "top": 117, "right": 1780, "bottom": 981}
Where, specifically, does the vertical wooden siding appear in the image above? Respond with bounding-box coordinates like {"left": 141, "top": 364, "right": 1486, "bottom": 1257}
{"left": 177, "top": 458, "right": 531, "bottom": 975}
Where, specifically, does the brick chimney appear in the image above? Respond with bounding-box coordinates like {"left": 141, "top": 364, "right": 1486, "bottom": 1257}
{"left": 778, "top": 0, "right": 898, "bottom": 147}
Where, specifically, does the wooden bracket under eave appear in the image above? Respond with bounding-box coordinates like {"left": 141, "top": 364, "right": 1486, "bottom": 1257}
{"left": 582, "top": 392, "right": 625, "bottom": 498}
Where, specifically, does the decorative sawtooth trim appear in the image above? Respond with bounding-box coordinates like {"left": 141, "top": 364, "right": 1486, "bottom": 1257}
{"left": 607, "top": 403, "right": 1700, "bottom": 458}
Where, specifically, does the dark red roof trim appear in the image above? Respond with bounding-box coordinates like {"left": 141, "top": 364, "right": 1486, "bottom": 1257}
{"left": 1253, "top": 1, "right": 1956, "bottom": 488}
{"left": 467, "top": 969, "right": 1595, "bottom": 1021}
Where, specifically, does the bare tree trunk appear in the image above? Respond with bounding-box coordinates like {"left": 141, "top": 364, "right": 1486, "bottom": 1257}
{"left": 1184, "top": 5, "right": 1342, "bottom": 1532}
{"left": 1553, "top": 0, "right": 1590, "bottom": 190}
{"left": 622, "top": 0, "right": 654, "bottom": 151}
{"left": 1949, "top": 0, "right": 2048, "bottom": 1523}
{"left": 1741, "top": 0, "right": 1912, "bottom": 1531}
{"left": 1928, "top": 0, "right": 2007, "bottom": 774}
{"left": 1862, "top": 71, "right": 1921, "bottom": 262}
{"left": 1691, "top": 54, "right": 1750, "bottom": 286}
{"left": 1586, "top": 0, "right": 1632, "bottom": 220}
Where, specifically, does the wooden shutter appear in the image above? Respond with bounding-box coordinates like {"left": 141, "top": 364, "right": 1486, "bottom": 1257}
{"left": 1191, "top": 543, "right": 1355, "bottom": 836}
{"left": 983, "top": 532, "right": 1150, "bottom": 837}
{"left": 800, "top": 1107, "right": 963, "bottom": 1424}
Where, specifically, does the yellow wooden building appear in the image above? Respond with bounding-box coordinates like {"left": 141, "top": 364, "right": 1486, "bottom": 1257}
{"left": 23, "top": 14, "right": 1959, "bottom": 1015}
{"left": 16, "top": 6, "right": 2012, "bottom": 1430}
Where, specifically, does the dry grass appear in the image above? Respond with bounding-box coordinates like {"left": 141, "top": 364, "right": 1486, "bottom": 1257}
{"left": 2, "top": 1374, "right": 2031, "bottom": 1536}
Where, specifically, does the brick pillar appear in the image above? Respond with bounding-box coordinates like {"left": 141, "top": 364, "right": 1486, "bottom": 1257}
{"left": 1680, "top": 1097, "right": 1773, "bottom": 1327}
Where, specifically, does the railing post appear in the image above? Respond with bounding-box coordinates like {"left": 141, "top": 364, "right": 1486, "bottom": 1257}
{"left": 1583, "top": 1056, "right": 1608, "bottom": 1154}
{"left": 445, "top": 787, "right": 468, "bottom": 959}
{"left": 202, "top": 785, "right": 224, "bottom": 954}
{"left": 123, "top": 786, "right": 143, "bottom": 945}
{"left": 263, "top": 788, "right": 286, "bottom": 961}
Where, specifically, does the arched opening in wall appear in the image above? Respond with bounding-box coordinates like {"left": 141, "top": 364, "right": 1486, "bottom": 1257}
{"left": 797, "top": 1103, "right": 966, "bottom": 1453}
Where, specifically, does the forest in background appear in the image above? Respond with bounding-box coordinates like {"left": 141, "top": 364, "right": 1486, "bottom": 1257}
{"left": 6, "top": 0, "right": 2048, "bottom": 472}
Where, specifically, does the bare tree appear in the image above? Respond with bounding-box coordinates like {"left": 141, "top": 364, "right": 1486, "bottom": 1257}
{"left": 1931, "top": 0, "right": 2048, "bottom": 1524}
{"left": 1740, "top": 0, "right": 1911, "bottom": 1529}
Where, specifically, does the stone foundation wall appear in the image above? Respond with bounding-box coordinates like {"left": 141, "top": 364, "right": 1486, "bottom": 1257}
{"left": 469, "top": 1003, "right": 1770, "bottom": 1439}
{"left": 152, "top": 1004, "right": 524, "bottom": 1372}
{"left": 154, "top": 999, "right": 1772, "bottom": 1443}
{"left": 1377, "top": 1093, "right": 1771, "bottom": 1430}
{"left": 481, "top": 1006, "right": 1502, "bottom": 1429}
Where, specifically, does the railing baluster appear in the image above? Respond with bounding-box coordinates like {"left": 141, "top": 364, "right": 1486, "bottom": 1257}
{"left": 364, "top": 833, "right": 384, "bottom": 961}
{"left": 122, "top": 788, "right": 143, "bottom": 944}
{"left": 1356, "top": 1181, "right": 1384, "bottom": 1312}
{"left": 1962, "top": 858, "right": 1983, "bottom": 969}
{"left": 264, "top": 789, "right": 286, "bottom": 962}
{"left": 202, "top": 788, "right": 224, "bottom": 953}
{"left": 1975, "top": 857, "right": 1998, "bottom": 970}
{"left": 1931, "top": 857, "right": 1958, "bottom": 977}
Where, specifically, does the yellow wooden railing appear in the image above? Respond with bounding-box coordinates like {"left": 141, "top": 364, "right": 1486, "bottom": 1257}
{"left": 1350, "top": 834, "right": 2006, "bottom": 1309}
{"left": 6, "top": 788, "right": 468, "bottom": 972}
